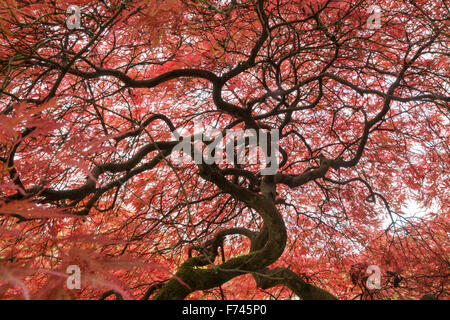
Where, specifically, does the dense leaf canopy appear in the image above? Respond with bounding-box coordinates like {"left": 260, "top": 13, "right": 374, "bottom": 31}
{"left": 0, "top": 0, "right": 448, "bottom": 300}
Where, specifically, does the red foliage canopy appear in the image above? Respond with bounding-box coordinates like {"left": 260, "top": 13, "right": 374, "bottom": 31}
{"left": 0, "top": 0, "right": 448, "bottom": 299}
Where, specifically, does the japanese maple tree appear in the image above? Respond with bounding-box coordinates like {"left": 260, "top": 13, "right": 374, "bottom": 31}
{"left": 0, "top": 0, "right": 448, "bottom": 300}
